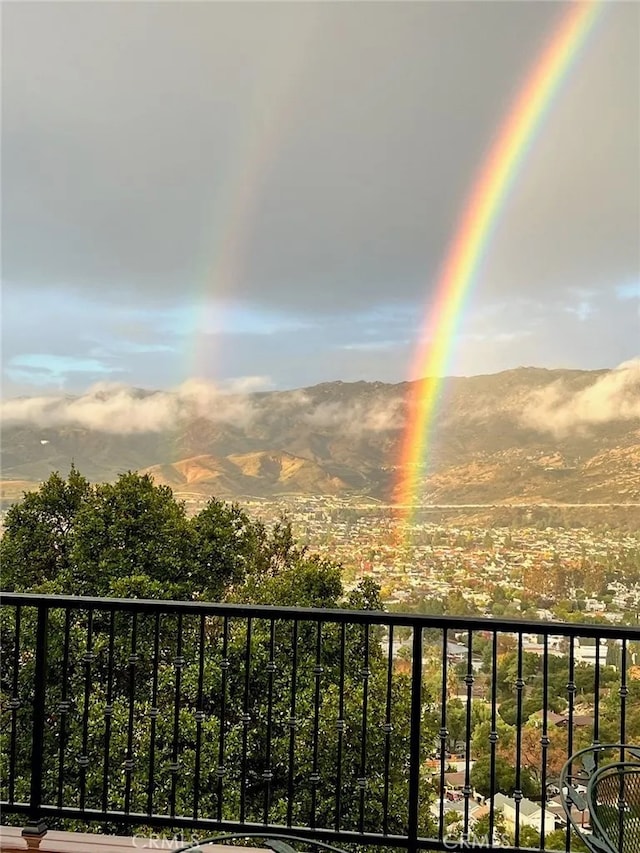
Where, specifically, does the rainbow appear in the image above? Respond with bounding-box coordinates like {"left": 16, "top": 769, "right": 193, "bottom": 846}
{"left": 189, "top": 16, "right": 319, "bottom": 380}
{"left": 395, "top": 1, "right": 602, "bottom": 519}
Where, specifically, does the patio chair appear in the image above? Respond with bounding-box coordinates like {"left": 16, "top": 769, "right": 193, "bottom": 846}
{"left": 560, "top": 743, "right": 640, "bottom": 853}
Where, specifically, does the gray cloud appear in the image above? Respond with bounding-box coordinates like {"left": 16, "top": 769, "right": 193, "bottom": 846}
{"left": 0, "top": 378, "right": 405, "bottom": 436}
{"left": 2, "top": 2, "right": 638, "bottom": 393}
{"left": 476, "top": 6, "right": 640, "bottom": 307}
{"left": 5, "top": 4, "right": 637, "bottom": 309}
{"left": 0, "top": 379, "right": 269, "bottom": 434}
{"left": 520, "top": 359, "right": 640, "bottom": 436}
{"left": 302, "top": 397, "right": 405, "bottom": 435}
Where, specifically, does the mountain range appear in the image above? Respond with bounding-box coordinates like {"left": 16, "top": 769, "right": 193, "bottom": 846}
{"left": 2, "top": 365, "right": 639, "bottom": 506}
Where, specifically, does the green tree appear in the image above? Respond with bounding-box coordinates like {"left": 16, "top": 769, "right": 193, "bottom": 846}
{"left": 471, "top": 718, "right": 514, "bottom": 759}
{"left": 443, "top": 699, "right": 467, "bottom": 753}
{"left": 189, "top": 498, "right": 259, "bottom": 599}
{"left": 516, "top": 825, "right": 540, "bottom": 848}
{"left": 0, "top": 466, "right": 92, "bottom": 590}
{"left": 545, "top": 828, "right": 589, "bottom": 852}
{"left": 470, "top": 755, "right": 537, "bottom": 799}
{"left": 70, "top": 472, "right": 195, "bottom": 598}
{"left": 443, "top": 590, "right": 478, "bottom": 617}
{"left": 1, "top": 467, "right": 437, "bottom": 841}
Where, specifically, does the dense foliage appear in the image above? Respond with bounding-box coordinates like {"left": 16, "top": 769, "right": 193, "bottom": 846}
{"left": 0, "top": 469, "right": 436, "bottom": 839}
{"left": 1, "top": 467, "right": 340, "bottom": 603}
{"left": 2, "top": 468, "right": 637, "bottom": 848}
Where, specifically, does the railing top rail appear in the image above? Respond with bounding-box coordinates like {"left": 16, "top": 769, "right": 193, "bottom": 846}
{"left": 2, "top": 591, "right": 640, "bottom": 638}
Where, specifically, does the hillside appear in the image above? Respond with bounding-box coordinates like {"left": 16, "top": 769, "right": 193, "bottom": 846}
{"left": 2, "top": 365, "right": 639, "bottom": 506}
{"left": 139, "top": 451, "right": 350, "bottom": 497}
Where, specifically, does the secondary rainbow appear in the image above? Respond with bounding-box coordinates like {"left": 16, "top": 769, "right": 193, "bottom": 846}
{"left": 395, "top": 1, "right": 602, "bottom": 519}
{"left": 188, "top": 18, "right": 319, "bottom": 381}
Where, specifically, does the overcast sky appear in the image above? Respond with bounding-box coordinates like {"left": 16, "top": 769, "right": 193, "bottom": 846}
{"left": 2, "top": 1, "right": 639, "bottom": 397}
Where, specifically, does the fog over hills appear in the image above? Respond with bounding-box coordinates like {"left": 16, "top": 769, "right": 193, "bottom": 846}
{"left": 2, "top": 363, "right": 639, "bottom": 505}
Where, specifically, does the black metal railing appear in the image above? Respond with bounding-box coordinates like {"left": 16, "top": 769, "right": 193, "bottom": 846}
{"left": 1, "top": 593, "right": 639, "bottom": 852}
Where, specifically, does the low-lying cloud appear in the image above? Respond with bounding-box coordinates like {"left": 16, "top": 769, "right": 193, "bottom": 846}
{"left": 1, "top": 379, "right": 406, "bottom": 436}
{"left": 302, "top": 398, "right": 405, "bottom": 435}
{"left": 0, "top": 378, "right": 271, "bottom": 434}
{"left": 521, "top": 359, "right": 640, "bottom": 436}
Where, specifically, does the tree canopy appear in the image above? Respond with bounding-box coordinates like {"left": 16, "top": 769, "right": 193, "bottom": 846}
{"left": 0, "top": 468, "right": 438, "bottom": 840}
{"left": 2, "top": 468, "right": 637, "bottom": 843}
{"left": 1, "top": 467, "right": 345, "bottom": 607}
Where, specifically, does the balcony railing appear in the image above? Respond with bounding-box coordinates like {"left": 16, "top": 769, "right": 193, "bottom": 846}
{"left": 1, "top": 593, "right": 638, "bottom": 852}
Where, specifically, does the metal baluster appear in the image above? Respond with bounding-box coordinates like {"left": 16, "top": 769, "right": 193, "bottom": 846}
{"left": 22, "top": 604, "right": 49, "bottom": 839}
{"left": 56, "top": 610, "right": 71, "bottom": 808}
{"left": 124, "top": 612, "right": 138, "bottom": 815}
{"left": 382, "top": 624, "right": 394, "bottom": 836}
{"left": 334, "top": 622, "right": 346, "bottom": 833}
{"left": 310, "top": 622, "right": 323, "bottom": 828}
{"left": 514, "top": 633, "right": 525, "bottom": 848}
{"left": 146, "top": 611, "right": 160, "bottom": 817}
{"left": 287, "top": 620, "right": 298, "bottom": 828}
{"left": 462, "top": 630, "right": 474, "bottom": 842}
{"left": 488, "top": 632, "right": 498, "bottom": 846}
{"left": 217, "top": 616, "right": 229, "bottom": 823}
{"left": 408, "top": 625, "right": 423, "bottom": 853}
{"left": 193, "top": 614, "right": 206, "bottom": 820}
{"left": 618, "top": 639, "right": 629, "bottom": 853}
{"left": 540, "top": 634, "right": 549, "bottom": 848}
{"left": 620, "top": 639, "right": 628, "bottom": 750}
{"left": 78, "top": 610, "right": 94, "bottom": 813}
{"left": 438, "top": 629, "right": 448, "bottom": 844}
{"left": 358, "top": 623, "right": 370, "bottom": 834}
{"left": 8, "top": 606, "right": 21, "bottom": 805}
{"left": 262, "top": 619, "right": 276, "bottom": 826}
{"left": 170, "top": 613, "right": 184, "bottom": 818}
{"left": 102, "top": 610, "right": 116, "bottom": 814}
{"left": 240, "top": 617, "right": 252, "bottom": 823}
{"left": 593, "top": 638, "right": 601, "bottom": 745}
{"left": 565, "top": 636, "right": 576, "bottom": 853}
{"left": 567, "top": 636, "right": 576, "bottom": 755}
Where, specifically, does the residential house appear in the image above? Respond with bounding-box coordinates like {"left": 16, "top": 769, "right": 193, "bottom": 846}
{"left": 492, "top": 793, "right": 556, "bottom": 836}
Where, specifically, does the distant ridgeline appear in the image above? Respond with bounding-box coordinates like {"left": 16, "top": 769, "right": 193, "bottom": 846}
{"left": 1, "top": 366, "right": 639, "bottom": 510}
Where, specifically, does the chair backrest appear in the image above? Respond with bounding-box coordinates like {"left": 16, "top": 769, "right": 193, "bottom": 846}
{"left": 560, "top": 744, "right": 640, "bottom": 853}
{"left": 591, "top": 763, "right": 640, "bottom": 853}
